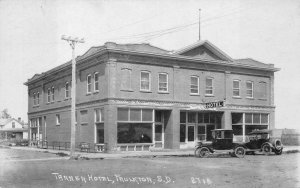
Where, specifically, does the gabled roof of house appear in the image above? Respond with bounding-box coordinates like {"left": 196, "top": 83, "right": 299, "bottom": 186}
{"left": 0, "top": 118, "right": 14, "bottom": 126}
{"left": 24, "top": 40, "right": 279, "bottom": 85}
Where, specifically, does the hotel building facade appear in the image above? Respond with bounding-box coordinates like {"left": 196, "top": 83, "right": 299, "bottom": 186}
{"left": 24, "top": 40, "right": 279, "bottom": 151}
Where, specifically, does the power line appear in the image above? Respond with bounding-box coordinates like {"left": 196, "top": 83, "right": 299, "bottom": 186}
{"left": 108, "top": 6, "right": 252, "bottom": 43}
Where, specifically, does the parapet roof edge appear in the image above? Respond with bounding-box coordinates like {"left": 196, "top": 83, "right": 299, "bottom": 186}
{"left": 24, "top": 46, "right": 280, "bottom": 86}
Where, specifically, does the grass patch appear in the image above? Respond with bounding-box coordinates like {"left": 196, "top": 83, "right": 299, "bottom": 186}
{"left": 56, "top": 152, "right": 69, "bottom": 157}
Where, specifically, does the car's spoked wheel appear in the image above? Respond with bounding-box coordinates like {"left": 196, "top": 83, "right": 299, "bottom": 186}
{"left": 262, "top": 144, "right": 272, "bottom": 155}
{"left": 234, "top": 146, "right": 245, "bottom": 158}
{"left": 274, "top": 149, "right": 282, "bottom": 155}
{"left": 196, "top": 147, "right": 210, "bottom": 158}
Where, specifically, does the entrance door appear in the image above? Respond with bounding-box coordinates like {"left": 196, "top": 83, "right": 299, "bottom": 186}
{"left": 188, "top": 125, "right": 195, "bottom": 142}
{"left": 155, "top": 124, "right": 163, "bottom": 148}
{"left": 206, "top": 124, "right": 215, "bottom": 141}
{"left": 197, "top": 125, "right": 206, "bottom": 141}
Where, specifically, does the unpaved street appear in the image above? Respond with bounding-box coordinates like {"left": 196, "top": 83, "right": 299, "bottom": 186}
{"left": 0, "top": 148, "right": 299, "bottom": 188}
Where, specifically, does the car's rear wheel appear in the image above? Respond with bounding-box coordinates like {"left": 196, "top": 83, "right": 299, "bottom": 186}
{"left": 262, "top": 144, "right": 272, "bottom": 155}
{"left": 195, "top": 147, "right": 210, "bottom": 158}
{"left": 274, "top": 149, "right": 282, "bottom": 155}
{"left": 234, "top": 146, "right": 245, "bottom": 158}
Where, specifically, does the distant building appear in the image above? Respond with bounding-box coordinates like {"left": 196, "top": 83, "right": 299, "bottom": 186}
{"left": 0, "top": 118, "right": 28, "bottom": 140}
{"left": 24, "top": 40, "right": 280, "bottom": 151}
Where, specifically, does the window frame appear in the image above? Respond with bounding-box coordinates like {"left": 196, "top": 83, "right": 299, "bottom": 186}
{"left": 246, "top": 81, "right": 254, "bottom": 98}
{"left": 33, "top": 92, "right": 36, "bottom": 106}
{"left": 205, "top": 77, "right": 214, "bottom": 96}
{"left": 65, "top": 82, "right": 70, "bottom": 99}
{"left": 233, "top": 79, "right": 241, "bottom": 97}
{"left": 87, "top": 74, "right": 92, "bottom": 94}
{"left": 56, "top": 114, "right": 60, "bottom": 126}
{"left": 95, "top": 108, "right": 104, "bottom": 123}
{"left": 259, "top": 81, "right": 267, "bottom": 100}
{"left": 158, "top": 72, "right": 168, "bottom": 92}
{"left": 37, "top": 92, "right": 40, "bottom": 105}
{"left": 120, "top": 68, "right": 132, "bottom": 91}
{"left": 190, "top": 76, "right": 199, "bottom": 95}
{"left": 47, "top": 88, "right": 51, "bottom": 103}
{"left": 94, "top": 72, "right": 99, "bottom": 92}
{"left": 51, "top": 86, "right": 55, "bottom": 102}
{"left": 140, "top": 71, "right": 151, "bottom": 92}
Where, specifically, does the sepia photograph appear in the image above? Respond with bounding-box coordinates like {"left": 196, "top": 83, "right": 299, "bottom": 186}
{"left": 0, "top": 0, "right": 300, "bottom": 187}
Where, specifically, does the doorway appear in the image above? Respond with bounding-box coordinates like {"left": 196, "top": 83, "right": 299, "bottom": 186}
{"left": 154, "top": 110, "right": 164, "bottom": 148}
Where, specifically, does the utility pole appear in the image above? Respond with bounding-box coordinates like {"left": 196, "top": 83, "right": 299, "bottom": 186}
{"left": 199, "top": 9, "right": 201, "bottom": 41}
{"left": 61, "top": 35, "right": 85, "bottom": 158}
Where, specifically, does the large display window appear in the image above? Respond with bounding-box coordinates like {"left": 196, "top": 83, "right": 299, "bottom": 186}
{"left": 117, "top": 108, "right": 154, "bottom": 144}
{"left": 232, "top": 113, "right": 269, "bottom": 136}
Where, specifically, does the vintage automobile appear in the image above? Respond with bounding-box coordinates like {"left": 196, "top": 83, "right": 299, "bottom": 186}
{"left": 194, "top": 129, "right": 246, "bottom": 158}
{"left": 244, "top": 129, "right": 283, "bottom": 155}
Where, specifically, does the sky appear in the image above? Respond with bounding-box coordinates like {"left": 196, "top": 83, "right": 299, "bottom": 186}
{"left": 0, "top": 0, "right": 299, "bottom": 129}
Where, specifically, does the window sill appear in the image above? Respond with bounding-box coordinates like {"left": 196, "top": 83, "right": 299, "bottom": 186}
{"left": 33, "top": 105, "right": 40, "bottom": 108}
{"left": 121, "top": 89, "right": 134, "bottom": 92}
{"left": 56, "top": 124, "right": 60, "bottom": 126}
{"left": 158, "top": 91, "right": 169, "bottom": 94}
{"left": 86, "top": 93, "right": 92, "bottom": 96}
{"left": 205, "top": 94, "right": 214, "bottom": 97}
{"left": 246, "top": 97, "right": 254, "bottom": 100}
{"left": 258, "top": 98, "right": 267, "bottom": 101}
{"left": 94, "top": 91, "right": 100, "bottom": 94}
{"left": 232, "top": 96, "right": 242, "bottom": 99}
{"left": 140, "top": 90, "right": 152, "bottom": 93}
{"left": 81, "top": 123, "right": 88, "bottom": 126}
{"left": 64, "top": 98, "right": 70, "bottom": 101}
{"left": 190, "top": 93, "right": 200, "bottom": 96}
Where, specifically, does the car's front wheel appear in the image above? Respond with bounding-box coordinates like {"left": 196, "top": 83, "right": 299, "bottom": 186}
{"left": 234, "top": 146, "right": 245, "bottom": 158}
{"left": 195, "top": 147, "right": 210, "bottom": 158}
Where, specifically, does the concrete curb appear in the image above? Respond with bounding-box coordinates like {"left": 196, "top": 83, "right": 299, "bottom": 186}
{"left": 1, "top": 145, "right": 299, "bottom": 159}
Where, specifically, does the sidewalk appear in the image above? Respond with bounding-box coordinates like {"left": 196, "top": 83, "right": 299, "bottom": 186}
{"left": 2, "top": 145, "right": 300, "bottom": 159}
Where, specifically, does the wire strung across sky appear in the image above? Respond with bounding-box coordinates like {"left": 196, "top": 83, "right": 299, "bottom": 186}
{"left": 106, "top": 6, "right": 252, "bottom": 43}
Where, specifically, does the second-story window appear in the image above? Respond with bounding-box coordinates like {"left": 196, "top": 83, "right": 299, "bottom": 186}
{"left": 87, "top": 74, "right": 92, "bottom": 93}
{"left": 233, "top": 80, "right": 240, "bottom": 97}
{"left": 246, "top": 81, "right": 253, "bottom": 98}
{"left": 140, "top": 71, "right": 150, "bottom": 91}
{"left": 37, "top": 92, "right": 40, "bottom": 105}
{"left": 121, "top": 68, "right": 132, "bottom": 90}
{"left": 33, "top": 93, "right": 36, "bottom": 106}
{"left": 94, "top": 72, "right": 99, "bottom": 92}
{"left": 258, "top": 81, "right": 267, "bottom": 99}
{"left": 12, "top": 122, "right": 15, "bottom": 128}
{"left": 51, "top": 87, "right": 55, "bottom": 102}
{"left": 65, "top": 82, "right": 70, "bottom": 98}
{"left": 205, "top": 77, "right": 213, "bottom": 95}
{"left": 47, "top": 88, "right": 51, "bottom": 103}
{"left": 158, "top": 73, "right": 168, "bottom": 92}
{"left": 190, "top": 76, "right": 199, "bottom": 95}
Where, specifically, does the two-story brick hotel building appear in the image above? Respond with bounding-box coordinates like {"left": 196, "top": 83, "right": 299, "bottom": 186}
{"left": 24, "top": 40, "right": 280, "bottom": 151}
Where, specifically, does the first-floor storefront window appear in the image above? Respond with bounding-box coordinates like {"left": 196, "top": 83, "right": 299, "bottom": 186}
{"left": 117, "top": 123, "right": 152, "bottom": 143}
{"left": 232, "top": 113, "right": 269, "bottom": 137}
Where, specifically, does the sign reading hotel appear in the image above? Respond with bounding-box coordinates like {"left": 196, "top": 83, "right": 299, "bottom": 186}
{"left": 205, "top": 101, "right": 225, "bottom": 109}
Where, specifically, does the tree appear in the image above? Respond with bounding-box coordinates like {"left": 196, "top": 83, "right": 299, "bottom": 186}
{"left": 1, "top": 109, "right": 11, "bottom": 119}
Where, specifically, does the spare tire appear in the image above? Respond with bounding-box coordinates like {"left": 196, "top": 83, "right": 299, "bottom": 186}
{"left": 274, "top": 139, "right": 283, "bottom": 150}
